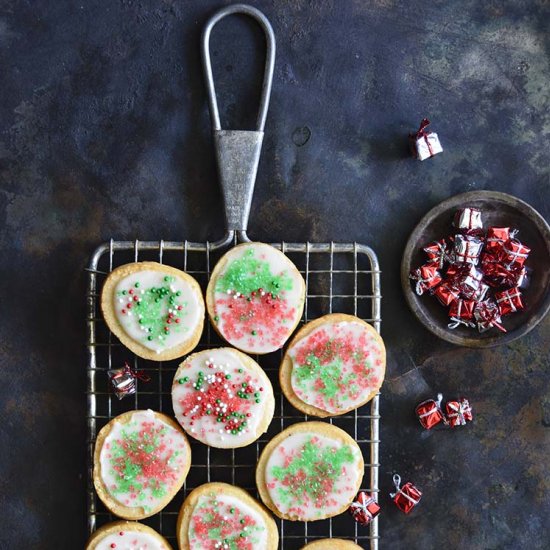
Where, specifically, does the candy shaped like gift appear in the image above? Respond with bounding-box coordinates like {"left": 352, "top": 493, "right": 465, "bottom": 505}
{"left": 390, "top": 474, "right": 422, "bottom": 514}
{"left": 409, "top": 264, "right": 442, "bottom": 295}
{"left": 415, "top": 393, "right": 446, "bottom": 429}
{"left": 108, "top": 362, "right": 150, "bottom": 400}
{"left": 494, "top": 288, "right": 524, "bottom": 315}
{"left": 453, "top": 208, "right": 483, "bottom": 232}
{"left": 349, "top": 491, "right": 381, "bottom": 526}
{"left": 409, "top": 118, "right": 443, "bottom": 161}
{"left": 445, "top": 397, "right": 473, "bottom": 427}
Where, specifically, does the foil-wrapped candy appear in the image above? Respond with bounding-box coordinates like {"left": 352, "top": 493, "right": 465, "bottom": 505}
{"left": 494, "top": 288, "right": 524, "bottom": 315}
{"left": 409, "top": 264, "right": 442, "bottom": 295}
{"left": 445, "top": 397, "right": 473, "bottom": 427}
{"left": 453, "top": 234, "right": 483, "bottom": 265}
{"left": 390, "top": 474, "right": 422, "bottom": 514}
{"left": 108, "top": 362, "right": 150, "bottom": 400}
{"left": 499, "top": 238, "right": 531, "bottom": 269}
{"left": 448, "top": 299, "right": 477, "bottom": 329}
{"left": 486, "top": 227, "right": 516, "bottom": 252}
{"left": 453, "top": 208, "right": 483, "bottom": 231}
{"left": 433, "top": 282, "right": 460, "bottom": 307}
{"left": 349, "top": 491, "right": 381, "bottom": 526}
{"left": 474, "top": 300, "right": 507, "bottom": 333}
{"left": 415, "top": 393, "right": 446, "bottom": 429}
{"left": 409, "top": 118, "right": 443, "bottom": 161}
{"left": 423, "top": 239, "right": 449, "bottom": 269}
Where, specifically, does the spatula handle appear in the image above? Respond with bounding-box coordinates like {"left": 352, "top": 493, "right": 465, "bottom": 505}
{"left": 201, "top": 4, "right": 276, "bottom": 233}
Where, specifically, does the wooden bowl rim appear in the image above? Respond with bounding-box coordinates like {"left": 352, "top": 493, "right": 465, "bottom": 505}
{"left": 401, "top": 190, "right": 550, "bottom": 348}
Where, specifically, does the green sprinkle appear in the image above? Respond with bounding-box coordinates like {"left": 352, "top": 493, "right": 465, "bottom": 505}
{"left": 214, "top": 315, "right": 219, "bottom": 322}
{"left": 225, "top": 374, "right": 231, "bottom": 380}
{"left": 178, "top": 378, "right": 185, "bottom": 384}
{"left": 147, "top": 336, "right": 153, "bottom": 341}
{"left": 251, "top": 330, "right": 257, "bottom": 336}
{"left": 230, "top": 508, "right": 235, "bottom": 514}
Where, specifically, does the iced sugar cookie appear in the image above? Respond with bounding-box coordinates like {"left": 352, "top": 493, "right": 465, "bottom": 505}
{"left": 206, "top": 243, "right": 305, "bottom": 354}
{"left": 301, "top": 540, "right": 363, "bottom": 550}
{"left": 177, "top": 482, "right": 279, "bottom": 550}
{"left": 256, "top": 422, "right": 364, "bottom": 521}
{"left": 172, "top": 348, "right": 274, "bottom": 449}
{"left": 86, "top": 521, "right": 172, "bottom": 550}
{"left": 301, "top": 541, "right": 363, "bottom": 550}
{"left": 280, "top": 314, "right": 386, "bottom": 417}
{"left": 93, "top": 410, "right": 191, "bottom": 519}
{"left": 101, "top": 262, "right": 205, "bottom": 361}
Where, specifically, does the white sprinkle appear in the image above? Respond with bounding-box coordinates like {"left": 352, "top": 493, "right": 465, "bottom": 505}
{"left": 118, "top": 298, "right": 124, "bottom": 303}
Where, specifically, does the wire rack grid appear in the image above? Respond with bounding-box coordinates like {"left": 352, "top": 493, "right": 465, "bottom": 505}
{"left": 86, "top": 237, "right": 382, "bottom": 549}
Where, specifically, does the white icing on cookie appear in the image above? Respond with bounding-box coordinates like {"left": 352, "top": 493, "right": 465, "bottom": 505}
{"left": 172, "top": 349, "right": 271, "bottom": 448}
{"left": 264, "top": 432, "right": 362, "bottom": 520}
{"left": 99, "top": 410, "right": 188, "bottom": 513}
{"left": 210, "top": 243, "right": 304, "bottom": 353}
{"left": 188, "top": 493, "right": 267, "bottom": 548}
{"left": 113, "top": 269, "right": 202, "bottom": 353}
{"left": 289, "top": 320, "right": 385, "bottom": 414}
{"left": 95, "top": 529, "right": 167, "bottom": 550}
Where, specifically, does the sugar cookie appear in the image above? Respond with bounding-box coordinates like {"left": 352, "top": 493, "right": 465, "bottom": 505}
{"left": 172, "top": 348, "right": 274, "bottom": 448}
{"left": 280, "top": 314, "right": 385, "bottom": 417}
{"left": 101, "top": 262, "right": 204, "bottom": 361}
{"left": 256, "top": 422, "right": 363, "bottom": 521}
{"left": 207, "top": 243, "right": 305, "bottom": 354}
{"left": 93, "top": 410, "right": 191, "bottom": 519}
{"left": 85, "top": 521, "right": 172, "bottom": 550}
{"left": 177, "top": 482, "right": 279, "bottom": 549}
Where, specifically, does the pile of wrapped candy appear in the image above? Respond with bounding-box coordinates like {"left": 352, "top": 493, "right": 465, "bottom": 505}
{"left": 410, "top": 207, "right": 531, "bottom": 332}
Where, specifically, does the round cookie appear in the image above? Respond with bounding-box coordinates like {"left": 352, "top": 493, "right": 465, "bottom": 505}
{"left": 301, "top": 540, "right": 363, "bottom": 550}
{"left": 280, "top": 313, "right": 386, "bottom": 417}
{"left": 177, "top": 482, "right": 279, "bottom": 550}
{"left": 172, "top": 348, "right": 274, "bottom": 449}
{"left": 101, "top": 262, "right": 205, "bottom": 361}
{"left": 206, "top": 242, "right": 305, "bottom": 354}
{"left": 86, "top": 521, "right": 172, "bottom": 550}
{"left": 256, "top": 422, "right": 364, "bottom": 521}
{"left": 93, "top": 410, "right": 191, "bottom": 519}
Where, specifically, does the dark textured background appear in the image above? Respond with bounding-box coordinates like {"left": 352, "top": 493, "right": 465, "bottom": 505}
{"left": 1, "top": 0, "right": 549, "bottom": 548}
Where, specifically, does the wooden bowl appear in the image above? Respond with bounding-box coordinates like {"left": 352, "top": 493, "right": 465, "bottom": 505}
{"left": 401, "top": 191, "right": 550, "bottom": 347}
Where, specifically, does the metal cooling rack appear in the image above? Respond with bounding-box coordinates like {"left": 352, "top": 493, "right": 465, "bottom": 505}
{"left": 86, "top": 236, "right": 381, "bottom": 549}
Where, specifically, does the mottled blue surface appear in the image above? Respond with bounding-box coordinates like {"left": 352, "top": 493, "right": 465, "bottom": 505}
{"left": 0, "top": 1, "right": 549, "bottom": 548}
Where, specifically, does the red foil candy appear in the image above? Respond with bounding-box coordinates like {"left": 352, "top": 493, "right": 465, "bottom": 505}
{"left": 453, "top": 234, "right": 483, "bottom": 265}
{"left": 390, "top": 474, "right": 422, "bottom": 514}
{"left": 415, "top": 393, "right": 446, "bottom": 429}
{"left": 349, "top": 491, "right": 381, "bottom": 525}
{"left": 448, "top": 299, "right": 476, "bottom": 329}
{"left": 486, "top": 227, "right": 515, "bottom": 252}
{"left": 433, "top": 282, "right": 460, "bottom": 306}
{"left": 454, "top": 208, "right": 483, "bottom": 231}
{"left": 474, "top": 300, "right": 507, "bottom": 333}
{"left": 499, "top": 238, "right": 531, "bottom": 269}
{"left": 423, "top": 239, "right": 449, "bottom": 269}
{"left": 494, "top": 288, "right": 523, "bottom": 315}
{"left": 409, "top": 264, "right": 442, "bottom": 295}
{"left": 446, "top": 398, "right": 473, "bottom": 427}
